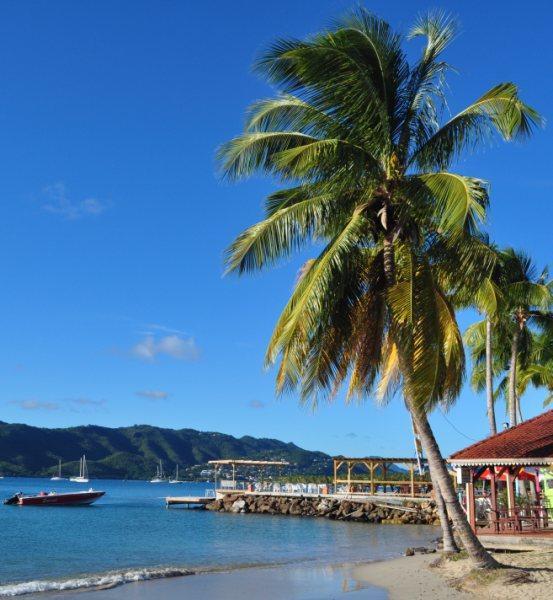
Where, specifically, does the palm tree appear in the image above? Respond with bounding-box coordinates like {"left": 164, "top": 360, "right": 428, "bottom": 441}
{"left": 219, "top": 9, "right": 540, "bottom": 568}
{"left": 502, "top": 251, "right": 553, "bottom": 425}
{"left": 461, "top": 239, "right": 503, "bottom": 435}
{"left": 498, "top": 331, "right": 553, "bottom": 416}
{"left": 467, "top": 250, "right": 553, "bottom": 426}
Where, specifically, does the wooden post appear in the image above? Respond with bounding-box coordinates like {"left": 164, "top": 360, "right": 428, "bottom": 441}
{"left": 466, "top": 479, "right": 476, "bottom": 532}
{"left": 347, "top": 461, "right": 352, "bottom": 493}
{"left": 410, "top": 464, "right": 415, "bottom": 497}
{"left": 489, "top": 466, "right": 498, "bottom": 533}
{"left": 333, "top": 460, "right": 337, "bottom": 491}
{"left": 506, "top": 468, "right": 517, "bottom": 530}
{"left": 506, "top": 468, "right": 515, "bottom": 510}
{"left": 370, "top": 463, "right": 375, "bottom": 495}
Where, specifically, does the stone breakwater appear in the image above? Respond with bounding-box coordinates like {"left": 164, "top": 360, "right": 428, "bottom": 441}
{"left": 205, "top": 494, "right": 440, "bottom": 525}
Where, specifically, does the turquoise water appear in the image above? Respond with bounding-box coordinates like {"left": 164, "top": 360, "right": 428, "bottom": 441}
{"left": 0, "top": 478, "right": 437, "bottom": 596}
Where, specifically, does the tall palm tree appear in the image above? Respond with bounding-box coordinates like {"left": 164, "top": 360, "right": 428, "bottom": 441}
{"left": 467, "top": 250, "right": 553, "bottom": 426}
{"left": 219, "top": 9, "right": 540, "bottom": 568}
{"left": 461, "top": 239, "right": 503, "bottom": 435}
{"left": 503, "top": 251, "right": 553, "bottom": 425}
{"left": 513, "top": 332, "right": 553, "bottom": 409}
{"left": 497, "top": 331, "right": 553, "bottom": 416}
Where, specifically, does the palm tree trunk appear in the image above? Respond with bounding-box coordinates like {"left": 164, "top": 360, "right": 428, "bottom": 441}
{"left": 414, "top": 417, "right": 458, "bottom": 553}
{"left": 408, "top": 404, "right": 499, "bottom": 569}
{"left": 517, "top": 394, "right": 523, "bottom": 424}
{"left": 430, "top": 469, "right": 459, "bottom": 553}
{"left": 485, "top": 317, "right": 497, "bottom": 436}
{"left": 508, "top": 329, "right": 520, "bottom": 427}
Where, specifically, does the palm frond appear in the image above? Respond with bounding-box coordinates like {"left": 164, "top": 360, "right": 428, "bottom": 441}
{"left": 416, "top": 172, "right": 488, "bottom": 234}
{"left": 217, "top": 131, "right": 320, "bottom": 180}
{"left": 411, "top": 83, "right": 543, "bottom": 171}
{"left": 225, "top": 193, "right": 332, "bottom": 274}
{"left": 266, "top": 206, "right": 368, "bottom": 366}
{"left": 397, "top": 11, "right": 456, "bottom": 153}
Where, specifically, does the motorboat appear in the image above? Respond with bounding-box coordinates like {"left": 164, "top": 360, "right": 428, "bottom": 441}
{"left": 4, "top": 489, "right": 105, "bottom": 506}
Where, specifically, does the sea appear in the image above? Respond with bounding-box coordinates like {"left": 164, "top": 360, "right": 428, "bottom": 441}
{"left": 0, "top": 477, "right": 438, "bottom": 597}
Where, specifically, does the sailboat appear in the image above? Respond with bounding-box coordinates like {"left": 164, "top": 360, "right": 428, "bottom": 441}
{"left": 150, "top": 459, "right": 166, "bottom": 483}
{"left": 50, "top": 459, "right": 66, "bottom": 481}
{"left": 70, "top": 455, "right": 89, "bottom": 483}
{"left": 169, "top": 464, "right": 183, "bottom": 484}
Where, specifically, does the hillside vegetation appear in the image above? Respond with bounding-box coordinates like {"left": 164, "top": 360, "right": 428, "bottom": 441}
{"left": 0, "top": 421, "right": 332, "bottom": 479}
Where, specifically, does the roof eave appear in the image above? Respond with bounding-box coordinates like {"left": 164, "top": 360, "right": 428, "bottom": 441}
{"left": 448, "top": 457, "right": 553, "bottom": 467}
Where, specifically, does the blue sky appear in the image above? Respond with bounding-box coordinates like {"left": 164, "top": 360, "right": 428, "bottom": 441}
{"left": 0, "top": 1, "right": 551, "bottom": 458}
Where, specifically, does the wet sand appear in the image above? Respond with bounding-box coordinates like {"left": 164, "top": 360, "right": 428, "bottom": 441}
{"left": 33, "top": 555, "right": 471, "bottom": 600}
{"left": 37, "top": 563, "right": 388, "bottom": 600}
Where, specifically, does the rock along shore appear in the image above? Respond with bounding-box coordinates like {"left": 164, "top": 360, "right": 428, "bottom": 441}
{"left": 205, "top": 494, "right": 440, "bottom": 525}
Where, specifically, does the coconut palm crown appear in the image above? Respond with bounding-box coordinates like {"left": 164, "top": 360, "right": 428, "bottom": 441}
{"left": 219, "top": 10, "right": 540, "bottom": 408}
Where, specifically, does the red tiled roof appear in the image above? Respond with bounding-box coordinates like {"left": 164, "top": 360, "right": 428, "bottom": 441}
{"left": 450, "top": 410, "right": 553, "bottom": 460}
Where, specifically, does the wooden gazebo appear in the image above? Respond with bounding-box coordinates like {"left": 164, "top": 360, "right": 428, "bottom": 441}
{"left": 449, "top": 410, "right": 553, "bottom": 535}
{"left": 333, "top": 456, "right": 431, "bottom": 497}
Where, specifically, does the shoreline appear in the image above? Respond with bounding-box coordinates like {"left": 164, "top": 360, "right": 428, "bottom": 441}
{"left": 20, "top": 554, "right": 463, "bottom": 600}
{"left": 23, "top": 542, "right": 553, "bottom": 600}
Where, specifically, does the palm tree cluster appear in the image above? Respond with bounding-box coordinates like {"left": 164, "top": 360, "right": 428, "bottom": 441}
{"left": 218, "top": 8, "right": 543, "bottom": 568}
{"left": 465, "top": 248, "right": 553, "bottom": 433}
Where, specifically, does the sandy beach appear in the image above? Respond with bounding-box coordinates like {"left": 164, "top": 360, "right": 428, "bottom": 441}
{"left": 34, "top": 543, "right": 553, "bottom": 600}
{"left": 357, "top": 543, "right": 553, "bottom": 600}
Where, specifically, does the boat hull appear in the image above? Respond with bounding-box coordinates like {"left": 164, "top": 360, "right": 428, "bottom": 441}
{"left": 16, "top": 491, "right": 105, "bottom": 506}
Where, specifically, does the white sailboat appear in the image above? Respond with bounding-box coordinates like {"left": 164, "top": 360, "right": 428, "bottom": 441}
{"left": 50, "top": 459, "right": 66, "bottom": 481}
{"left": 70, "top": 455, "right": 89, "bottom": 483}
{"left": 169, "top": 464, "right": 183, "bottom": 484}
{"left": 150, "top": 459, "right": 166, "bottom": 483}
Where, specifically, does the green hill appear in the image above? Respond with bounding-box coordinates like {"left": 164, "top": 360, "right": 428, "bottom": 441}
{"left": 0, "top": 421, "right": 332, "bottom": 479}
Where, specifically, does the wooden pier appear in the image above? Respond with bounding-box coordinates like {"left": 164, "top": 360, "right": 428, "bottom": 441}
{"left": 165, "top": 496, "right": 212, "bottom": 508}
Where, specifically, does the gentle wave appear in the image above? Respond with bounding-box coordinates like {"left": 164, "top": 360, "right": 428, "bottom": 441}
{"left": 0, "top": 567, "right": 195, "bottom": 597}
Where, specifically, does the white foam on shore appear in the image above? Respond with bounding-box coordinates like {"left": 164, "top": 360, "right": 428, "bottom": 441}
{"left": 0, "top": 567, "right": 194, "bottom": 597}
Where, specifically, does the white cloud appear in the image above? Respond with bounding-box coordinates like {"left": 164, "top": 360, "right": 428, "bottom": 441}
{"left": 131, "top": 334, "right": 199, "bottom": 362}
{"left": 9, "top": 399, "right": 60, "bottom": 411}
{"left": 66, "top": 398, "right": 106, "bottom": 407}
{"left": 145, "top": 323, "right": 186, "bottom": 335}
{"left": 41, "top": 182, "right": 106, "bottom": 220}
{"left": 136, "top": 390, "right": 170, "bottom": 400}
{"left": 248, "top": 400, "right": 267, "bottom": 409}
{"left": 8, "top": 397, "right": 106, "bottom": 413}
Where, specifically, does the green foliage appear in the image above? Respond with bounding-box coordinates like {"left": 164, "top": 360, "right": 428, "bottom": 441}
{"left": 219, "top": 8, "right": 539, "bottom": 412}
{"left": 465, "top": 248, "right": 553, "bottom": 413}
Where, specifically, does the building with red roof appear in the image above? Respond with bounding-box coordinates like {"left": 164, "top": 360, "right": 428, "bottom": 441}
{"left": 449, "top": 410, "right": 553, "bottom": 536}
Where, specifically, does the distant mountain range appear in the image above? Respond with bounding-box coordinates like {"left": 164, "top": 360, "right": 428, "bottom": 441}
{"left": 0, "top": 421, "right": 332, "bottom": 479}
